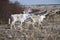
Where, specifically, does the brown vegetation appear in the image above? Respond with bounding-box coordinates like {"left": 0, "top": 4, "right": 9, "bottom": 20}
{"left": 0, "top": 0, "right": 25, "bottom": 24}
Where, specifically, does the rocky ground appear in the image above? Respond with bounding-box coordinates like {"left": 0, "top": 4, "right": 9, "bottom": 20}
{"left": 0, "top": 22, "right": 60, "bottom": 40}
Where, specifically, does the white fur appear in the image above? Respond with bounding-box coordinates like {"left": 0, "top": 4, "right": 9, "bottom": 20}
{"left": 30, "top": 13, "right": 48, "bottom": 27}
{"left": 9, "top": 13, "right": 30, "bottom": 29}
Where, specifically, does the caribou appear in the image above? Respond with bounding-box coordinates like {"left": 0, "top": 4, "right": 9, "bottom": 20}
{"left": 8, "top": 9, "right": 49, "bottom": 29}
{"left": 8, "top": 13, "right": 31, "bottom": 29}
{"left": 30, "top": 12, "right": 49, "bottom": 27}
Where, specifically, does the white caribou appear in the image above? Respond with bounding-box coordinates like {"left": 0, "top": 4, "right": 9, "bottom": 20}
{"left": 8, "top": 9, "right": 49, "bottom": 29}
{"left": 30, "top": 12, "right": 49, "bottom": 27}
{"left": 8, "top": 13, "right": 31, "bottom": 29}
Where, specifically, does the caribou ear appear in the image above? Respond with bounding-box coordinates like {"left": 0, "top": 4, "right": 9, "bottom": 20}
{"left": 45, "top": 13, "right": 49, "bottom": 17}
{"left": 44, "top": 13, "right": 49, "bottom": 19}
{"left": 44, "top": 11, "right": 47, "bottom": 13}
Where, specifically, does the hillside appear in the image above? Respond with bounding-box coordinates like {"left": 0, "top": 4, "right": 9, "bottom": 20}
{"left": 0, "top": 5, "right": 60, "bottom": 40}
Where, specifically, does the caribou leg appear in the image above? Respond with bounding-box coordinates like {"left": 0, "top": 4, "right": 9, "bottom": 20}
{"left": 10, "top": 20, "right": 17, "bottom": 30}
